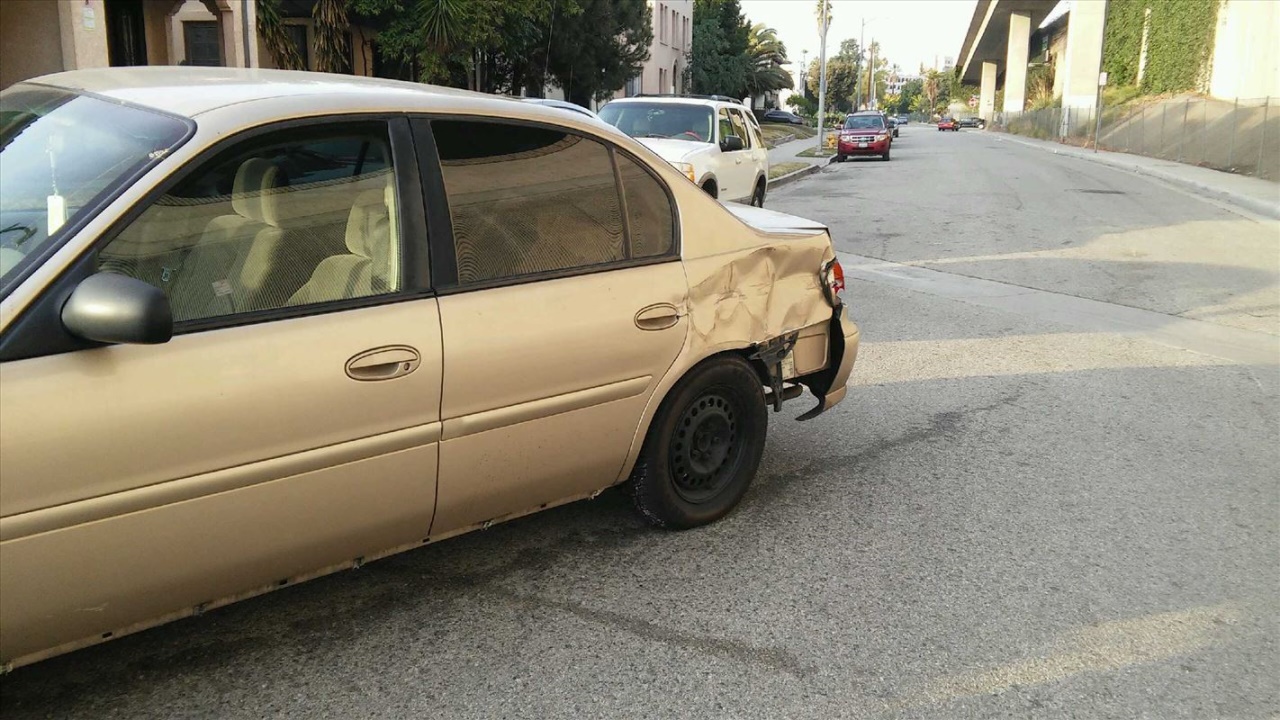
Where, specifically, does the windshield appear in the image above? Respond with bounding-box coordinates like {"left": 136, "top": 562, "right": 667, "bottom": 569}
{"left": 598, "top": 102, "right": 715, "bottom": 143}
{"left": 843, "top": 116, "right": 885, "bottom": 130}
{"left": 0, "top": 86, "right": 190, "bottom": 296}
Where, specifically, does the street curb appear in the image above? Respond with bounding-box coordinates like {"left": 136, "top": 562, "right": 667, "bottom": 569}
{"left": 768, "top": 163, "right": 822, "bottom": 189}
{"left": 995, "top": 132, "right": 1280, "bottom": 220}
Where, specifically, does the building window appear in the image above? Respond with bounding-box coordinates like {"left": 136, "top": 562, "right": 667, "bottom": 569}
{"left": 625, "top": 74, "right": 642, "bottom": 97}
{"left": 284, "top": 24, "right": 309, "bottom": 70}
{"left": 183, "top": 21, "right": 220, "bottom": 67}
{"left": 659, "top": 4, "right": 666, "bottom": 45}
{"left": 659, "top": 68, "right": 666, "bottom": 94}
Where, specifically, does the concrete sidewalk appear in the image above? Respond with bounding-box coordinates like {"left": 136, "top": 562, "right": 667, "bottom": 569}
{"left": 991, "top": 131, "right": 1280, "bottom": 219}
{"left": 768, "top": 135, "right": 830, "bottom": 167}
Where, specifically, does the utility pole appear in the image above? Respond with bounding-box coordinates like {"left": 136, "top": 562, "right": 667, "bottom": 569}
{"left": 854, "top": 17, "right": 866, "bottom": 111}
{"left": 815, "top": 1, "right": 831, "bottom": 153}
{"left": 869, "top": 41, "right": 876, "bottom": 110}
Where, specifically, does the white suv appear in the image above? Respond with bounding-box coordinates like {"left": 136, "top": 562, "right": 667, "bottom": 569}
{"left": 599, "top": 95, "right": 770, "bottom": 206}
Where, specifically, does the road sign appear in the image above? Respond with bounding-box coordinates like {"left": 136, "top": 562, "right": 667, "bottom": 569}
{"left": 968, "top": 95, "right": 978, "bottom": 108}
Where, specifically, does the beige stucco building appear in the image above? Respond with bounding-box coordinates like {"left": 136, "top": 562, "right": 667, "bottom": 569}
{"left": 1, "top": 0, "right": 257, "bottom": 89}
{"left": 616, "top": 0, "right": 693, "bottom": 98}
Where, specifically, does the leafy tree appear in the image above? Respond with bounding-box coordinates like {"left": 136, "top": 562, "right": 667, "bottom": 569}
{"left": 805, "top": 37, "right": 859, "bottom": 114}
{"left": 690, "top": 0, "right": 751, "bottom": 96}
{"left": 548, "top": 0, "right": 652, "bottom": 106}
{"left": 896, "top": 78, "right": 923, "bottom": 114}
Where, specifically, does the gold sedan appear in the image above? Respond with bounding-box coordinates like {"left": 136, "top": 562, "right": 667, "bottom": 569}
{"left": 0, "top": 68, "right": 859, "bottom": 670}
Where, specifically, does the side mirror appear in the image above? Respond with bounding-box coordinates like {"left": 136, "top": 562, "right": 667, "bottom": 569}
{"left": 62, "top": 272, "right": 173, "bottom": 345}
{"left": 721, "top": 135, "right": 745, "bottom": 152}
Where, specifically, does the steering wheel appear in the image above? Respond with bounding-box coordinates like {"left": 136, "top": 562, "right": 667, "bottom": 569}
{"left": 678, "top": 130, "right": 703, "bottom": 141}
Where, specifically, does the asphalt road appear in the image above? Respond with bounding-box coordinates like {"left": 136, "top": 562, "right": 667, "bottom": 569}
{"left": 3, "top": 126, "right": 1277, "bottom": 719}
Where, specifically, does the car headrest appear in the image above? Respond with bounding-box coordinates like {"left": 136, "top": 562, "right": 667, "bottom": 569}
{"left": 232, "top": 158, "right": 285, "bottom": 227}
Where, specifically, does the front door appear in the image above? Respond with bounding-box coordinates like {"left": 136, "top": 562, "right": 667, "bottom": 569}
{"left": 0, "top": 118, "right": 441, "bottom": 664}
{"left": 419, "top": 118, "right": 689, "bottom": 535}
{"left": 105, "top": 0, "right": 147, "bottom": 67}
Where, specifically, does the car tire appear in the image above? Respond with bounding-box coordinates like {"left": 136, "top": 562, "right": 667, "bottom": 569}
{"left": 883, "top": 148, "right": 891, "bottom": 161}
{"left": 837, "top": 154, "right": 847, "bottom": 162}
{"left": 750, "top": 180, "right": 766, "bottom": 207}
{"left": 701, "top": 180, "right": 718, "bottom": 198}
{"left": 627, "top": 356, "right": 768, "bottom": 530}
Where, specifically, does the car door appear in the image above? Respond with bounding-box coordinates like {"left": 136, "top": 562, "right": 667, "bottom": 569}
{"left": 0, "top": 118, "right": 442, "bottom": 664}
{"left": 724, "top": 108, "right": 758, "bottom": 202}
{"left": 741, "top": 110, "right": 770, "bottom": 183}
{"left": 417, "top": 118, "right": 689, "bottom": 535}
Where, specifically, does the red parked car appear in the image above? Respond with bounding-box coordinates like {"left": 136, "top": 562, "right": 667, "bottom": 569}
{"left": 837, "top": 111, "right": 892, "bottom": 162}
{"left": 937, "top": 116, "right": 959, "bottom": 131}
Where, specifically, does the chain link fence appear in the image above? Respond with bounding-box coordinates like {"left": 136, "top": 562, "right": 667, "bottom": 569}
{"left": 991, "top": 96, "right": 1280, "bottom": 181}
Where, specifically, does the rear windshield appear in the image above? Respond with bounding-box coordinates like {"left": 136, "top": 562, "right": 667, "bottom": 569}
{"left": 0, "top": 85, "right": 190, "bottom": 297}
{"left": 599, "top": 102, "right": 715, "bottom": 143}
{"left": 843, "top": 116, "right": 885, "bottom": 130}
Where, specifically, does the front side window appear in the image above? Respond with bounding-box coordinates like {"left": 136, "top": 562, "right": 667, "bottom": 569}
{"left": 729, "top": 110, "right": 753, "bottom": 148}
{"left": 598, "top": 102, "right": 714, "bottom": 143}
{"left": 0, "top": 86, "right": 190, "bottom": 298}
{"left": 718, "top": 109, "right": 734, "bottom": 144}
{"left": 97, "top": 124, "right": 400, "bottom": 324}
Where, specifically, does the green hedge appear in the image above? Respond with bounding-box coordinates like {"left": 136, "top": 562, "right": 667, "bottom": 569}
{"left": 1102, "top": 0, "right": 1220, "bottom": 96}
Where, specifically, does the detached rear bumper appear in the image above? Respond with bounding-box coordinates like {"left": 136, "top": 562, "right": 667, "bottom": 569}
{"left": 797, "top": 304, "right": 859, "bottom": 420}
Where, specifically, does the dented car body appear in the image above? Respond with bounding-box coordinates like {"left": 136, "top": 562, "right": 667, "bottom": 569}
{"left": 0, "top": 68, "right": 858, "bottom": 670}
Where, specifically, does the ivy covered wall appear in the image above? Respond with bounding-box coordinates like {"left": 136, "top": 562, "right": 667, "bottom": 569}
{"left": 1102, "top": 0, "right": 1220, "bottom": 95}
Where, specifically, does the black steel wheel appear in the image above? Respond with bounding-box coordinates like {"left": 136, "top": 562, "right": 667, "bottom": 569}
{"left": 627, "top": 356, "right": 767, "bottom": 529}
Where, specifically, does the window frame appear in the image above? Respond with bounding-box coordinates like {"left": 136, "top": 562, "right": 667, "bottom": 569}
{"left": 410, "top": 116, "right": 681, "bottom": 296}
{"left": 0, "top": 114, "right": 431, "bottom": 362}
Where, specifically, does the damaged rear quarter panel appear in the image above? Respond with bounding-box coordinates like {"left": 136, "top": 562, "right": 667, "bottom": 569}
{"left": 611, "top": 174, "right": 838, "bottom": 485}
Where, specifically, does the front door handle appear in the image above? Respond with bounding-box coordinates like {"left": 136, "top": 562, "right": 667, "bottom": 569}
{"left": 346, "top": 345, "right": 421, "bottom": 381}
{"left": 635, "top": 303, "right": 682, "bottom": 331}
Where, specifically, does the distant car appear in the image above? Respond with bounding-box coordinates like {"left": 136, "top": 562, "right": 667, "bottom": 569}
{"left": 957, "top": 117, "right": 985, "bottom": 129}
{"left": 762, "top": 108, "right": 806, "bottom": 126}
{"left": 938, "top": 117, "right": 958, "bottom": 131}
{"left": 837, "top": 111, "right": 892, "bottom": 161}
{"left": 896, "top": 115, "right": 909, "bottom": 125}
{"left": 885, "top": 116, "right": 900, "bottom": 138}
{"left": 519, "top": 97, "right": 601, "bottom": 120}
{"left": 599, "top": 95, "right": 770, "bottom": 206}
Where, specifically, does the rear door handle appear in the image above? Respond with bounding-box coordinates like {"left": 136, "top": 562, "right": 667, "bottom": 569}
{"left": 346, "top": 345, "right": 421, "bottom": 381}
{"left": 634, "top": 303, "right": 682, "bottom": 331}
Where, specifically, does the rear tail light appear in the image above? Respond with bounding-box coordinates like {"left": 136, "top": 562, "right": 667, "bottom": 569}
{"left": 821, "top": 258, "right": 845, "bottom": 306}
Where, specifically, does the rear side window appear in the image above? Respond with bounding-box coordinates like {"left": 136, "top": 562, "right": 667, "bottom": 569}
{"left": 432, "top": 121, "right": 673, "bottom": 285}
{"left": 617, "top": 153, "right": 674, "bottom": 258}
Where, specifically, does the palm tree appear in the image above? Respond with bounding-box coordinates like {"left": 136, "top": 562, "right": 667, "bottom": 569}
{"left": 744, "top": 24, "right": 792, "bottom": 98}
{"left": 313, "top": 0, "right": 350, "bottom": 73}
{"left": 257, "top": 0, "right": 305, "bottom": 71}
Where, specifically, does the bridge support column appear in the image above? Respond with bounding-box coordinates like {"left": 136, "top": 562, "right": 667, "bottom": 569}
{"left": 980, "top": 61, "right": 997, "bottom": 121}
{"left": 1061, "top": 0, "right": 1106, "bottom": 110}
{"left": 1003, "top": 12, "right": 1030, "bottom": 113}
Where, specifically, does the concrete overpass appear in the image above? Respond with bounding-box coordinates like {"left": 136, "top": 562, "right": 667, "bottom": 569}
{"left": 958, "top": 0, "right": 1108, "bottom": 120}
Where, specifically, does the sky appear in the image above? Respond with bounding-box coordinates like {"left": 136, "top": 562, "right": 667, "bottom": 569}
{"left": 739, "top": 0, "right": 980, "bottom": 80}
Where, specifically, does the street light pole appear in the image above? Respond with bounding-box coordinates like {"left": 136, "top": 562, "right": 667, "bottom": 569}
{"left": 815, "top": 2, "right": 831, "bottom": 153}
{"left": 855, "top": 18, "right": 866, "bottom": 111}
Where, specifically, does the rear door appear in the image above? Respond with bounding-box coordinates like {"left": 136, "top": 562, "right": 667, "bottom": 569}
{"left": 0, "top": 118, "right": 441, "bottom": 665}
{"left": 417, "top": 118, "right": 689, "bottom": 535}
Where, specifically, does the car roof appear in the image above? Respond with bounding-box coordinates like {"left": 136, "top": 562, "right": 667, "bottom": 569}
{"left": 848, "top": 110, "right": 883, "bottom": 116}
{"left": 603, "top": 95, "right": 737, "bottom": 109}
{"left": 22, "top": 67, "right": 488, "bottom": 118}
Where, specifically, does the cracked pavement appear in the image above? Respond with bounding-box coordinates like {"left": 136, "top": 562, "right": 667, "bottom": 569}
{"left": 2, "top": 126, "right": 1277, "bottom": 719}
